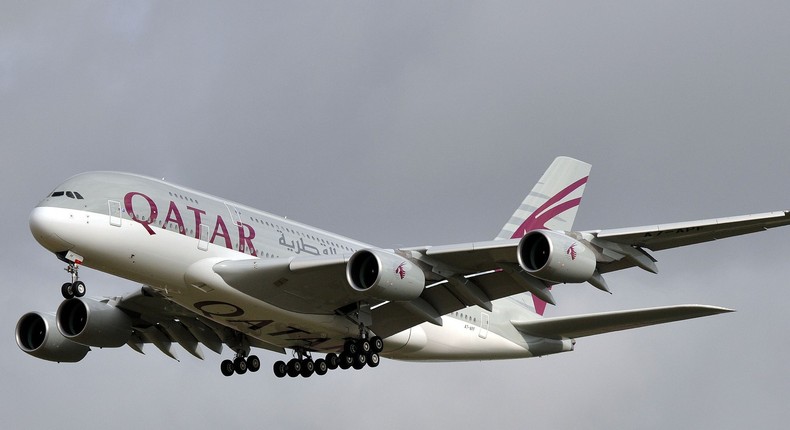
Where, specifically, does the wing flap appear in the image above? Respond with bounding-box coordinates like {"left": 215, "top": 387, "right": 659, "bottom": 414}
{"left": 512, "top": 305, "right": 733, "bottom": 339}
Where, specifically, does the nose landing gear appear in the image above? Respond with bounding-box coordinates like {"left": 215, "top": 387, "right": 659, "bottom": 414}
{"left": 60, "top": 253, "right": 86, "bottom": 299}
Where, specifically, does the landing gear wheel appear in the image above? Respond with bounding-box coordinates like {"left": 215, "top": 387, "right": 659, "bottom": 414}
{"left": 325, "top": 353, "right": 339, "bottom": 370}
{"left": 314, "top": 358, "right": 328, "bottom": 376}
{"left": 352, "top": 352, "right": 367, "bottom": 370}
{"left": 287, "top": 358, "right": 302, "bottom": 377}
{"left": 339, "top": 352, "right": 353, "bottom": 370}
{"left": 221, "top": 359, "right": 235, "bottom": 377}
{"left": 233, "top": 356, "right": 248, "bottom": 375}
{"left": 368, "top": 352, "right": 380, "bottom": 368}
{"left": 344, "top": 340, "right": 358, "bottom": 355}
{"left": 358, "top": 339, "right": 371, "bottom": 354}
{"left": 300, "top": 359, "right": 315, "bottom": 378}
{"left": 61, "top": 283, "right": 74, "bottom": 299}
{"left": 370, "top": 336, "right": 384, "bottom": 353}
{"left": 72, "top": 281, "right": 86, "bottom": 298}
{"left": 247, "top": 355, "right": 261, "bottom": 372}
{"left": 273, "top": 360, "right": 287, "bottom": 378}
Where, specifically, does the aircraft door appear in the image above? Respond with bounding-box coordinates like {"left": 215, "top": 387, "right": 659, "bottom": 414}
{"left": 198, "top": 224, "right": 209, "bottom": 251}
{"left": 108, "top": 200, "right": 122, "bottom": 227}
{"left": 225, "top": 202, "right": 243, "bottom": 228}
{"left": 479, "top": 312, "right": 490, "bottom": 339}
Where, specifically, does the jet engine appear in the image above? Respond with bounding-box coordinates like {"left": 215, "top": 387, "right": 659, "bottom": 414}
{"left": 16, "top": 312, "right": 90, "bottom": 362}
{"left": 518, "top": 229, "right": 597, "bottom": 283}
{"left": 347, "top": 249, "right": 425, "bottom": 302}
{"left": 57, "top": 298, "right": 133, "bottom": 348}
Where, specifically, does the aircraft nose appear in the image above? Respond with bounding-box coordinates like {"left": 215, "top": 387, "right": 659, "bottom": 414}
{"left": 29, "top": 207, "right": 73, "bottom": 252}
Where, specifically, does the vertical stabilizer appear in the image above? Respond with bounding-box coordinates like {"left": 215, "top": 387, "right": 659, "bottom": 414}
{"left": 496, "top": 157, "right": 591, "bottom": 316}
{"left": 495, "top": 156, "right": 591, "bottom": 240}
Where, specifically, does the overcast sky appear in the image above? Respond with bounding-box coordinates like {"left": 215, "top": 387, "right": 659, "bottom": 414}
{"left": 2, "top": 2, "right": 789, "bottom": 429}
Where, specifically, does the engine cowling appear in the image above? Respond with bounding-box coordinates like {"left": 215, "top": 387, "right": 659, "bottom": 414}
{"left": 518, "top": 229, "right": 597, "bottom": 283}
{"left": 57, "top": 298, "right": 133, "bottom": 348}
{"left": 347, "top": 249, "right": 425, "bottom": 301}
{"left": 16, "top": 312, "right": 90, "bottom": 362}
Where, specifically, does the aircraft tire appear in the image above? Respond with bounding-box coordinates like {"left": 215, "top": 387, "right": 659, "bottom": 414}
{"left": 287, "top": 359, "right": 302, "bottom": 377}
{"left": 325, "top": 353, "right": 339, "bottom": 370}
{"left": 61, "top": 283, "right": 74, "bottom": 299}
{"left": 370, "top": 336, "right": 384, "bottom": 353}
{"left": 344, "top": 340, "right": 358, "bottom": 355}
{"left": 220, "top": 359, "right": 235, "bottom": 377}
{"left": 352, "top": 353, "right": 367, "bottom": 370}
{"left": 314, "top": 358, "right": 328, "bottom": 375}
{"left": 247, "top": 355, "right": 260, "bottom": 372}
{"left": 368, "top": 352, "right": 380, "bottom": 368}
{"left": 273, "top": 360, "right": 287, "bottom": 378}
{"left": 338, "top": 352, "right": 353, "bottom": 370}
{"left": 233, "top": 356, "right": 248, "bottom": 374}
{"left": 300, "top": 359, "right": 315, "bottom": 378}
{"left": 72, "top": 281, "right": 86, "bottom": 297}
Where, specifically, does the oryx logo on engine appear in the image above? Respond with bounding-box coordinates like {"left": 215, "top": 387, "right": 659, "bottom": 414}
{"left": 567, "top": 243, "right": 578, "bottom": 260}
{"left": 395, "top": 262, "right": 407, "bottom": 279}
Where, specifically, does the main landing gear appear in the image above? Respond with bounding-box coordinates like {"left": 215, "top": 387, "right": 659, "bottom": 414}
{"left": 272, "top": 336, "right": 384, "bottom": 379}
{"left": 61, "top": 260, "right": 86, "bottom": 299}
{"left": 220, "top": 352, "right": 261, "bottom": 377}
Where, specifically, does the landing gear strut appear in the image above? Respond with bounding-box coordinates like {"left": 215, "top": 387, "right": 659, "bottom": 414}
{"left": 61, "top": 259, "right": 86, "bottom": 299}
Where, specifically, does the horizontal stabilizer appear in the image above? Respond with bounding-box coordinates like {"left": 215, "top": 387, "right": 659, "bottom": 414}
{"left": 512, "top": 305, "right": 733, "bottom": 339}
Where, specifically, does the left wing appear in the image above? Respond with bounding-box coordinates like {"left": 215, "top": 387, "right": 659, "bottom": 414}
{"left": 592, "top": 211, "right": 790, "bottom": 251}
{"left": 511, "top": 304, "right": 733, "bottom": 339}
{"left": 363, "top": 210, "right": 790, "bottom": 336}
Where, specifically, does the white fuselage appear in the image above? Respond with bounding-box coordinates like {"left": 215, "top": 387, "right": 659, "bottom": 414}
{"left": 30, "top": 172, "right": 568, "bottom": 361}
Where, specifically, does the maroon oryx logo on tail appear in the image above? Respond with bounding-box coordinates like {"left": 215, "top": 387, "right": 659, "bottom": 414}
{"left": 395, "top": 262, "right": 407, "bottom": 279}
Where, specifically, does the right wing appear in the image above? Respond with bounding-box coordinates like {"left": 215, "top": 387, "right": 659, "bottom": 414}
{"left": 113, "top": 287, "right": 285, "bottom": 360}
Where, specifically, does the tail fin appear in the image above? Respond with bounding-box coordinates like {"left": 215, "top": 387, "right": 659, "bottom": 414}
{"left": 495, "top": 156, "right": 591, "bottom": 240}
{"left": 496, "top": 156, "right": 591, "bottom": 316}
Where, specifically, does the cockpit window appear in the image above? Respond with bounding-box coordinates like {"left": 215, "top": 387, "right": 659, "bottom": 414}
{"left": 50, "top": 191, "right": 84, "bottom": 199}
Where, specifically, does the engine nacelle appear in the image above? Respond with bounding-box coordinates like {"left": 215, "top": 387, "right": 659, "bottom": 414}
{"left": 16, "top": 312, "right": 90, "bottom": 363}
{"left": 57, "top": 298, "right": 133, "bottom": 348}
{"left": 518, "top": 229, "right": 597, "bottom": 283}
{"left": 347, "top": 249, "right": 425, "bottom": 301}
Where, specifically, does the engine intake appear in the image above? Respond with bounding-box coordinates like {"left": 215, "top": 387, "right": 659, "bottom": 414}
{"left": 16, "top": 312, "right": 90, "bottom": 362}
{"left": 518, "top": 229, "right": 597, "bottom": 283}
{"left": 347, "top": 249, "right": 425, "bottom": 301}
{"left": 57, "top": 298, "right": 133, "bottom": 348}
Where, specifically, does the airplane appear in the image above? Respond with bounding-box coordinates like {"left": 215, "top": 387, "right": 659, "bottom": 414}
{"left": 16, "top": 156, "right": 790, "bottom": 378}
